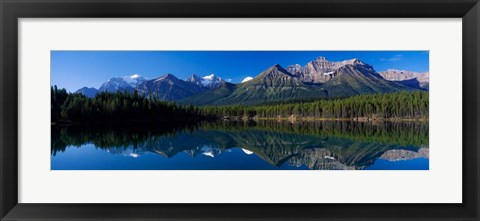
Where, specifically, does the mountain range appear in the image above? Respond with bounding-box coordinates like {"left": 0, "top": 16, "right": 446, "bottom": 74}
{"left": 74, "top": 56, "right": 429, "bottom": 105}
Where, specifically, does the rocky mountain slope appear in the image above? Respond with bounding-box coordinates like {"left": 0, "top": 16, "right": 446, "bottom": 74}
{"left": 287, "top": 57, "right": 366, "bottom": 83}
{"left": 379, "top": 69, "right": 429, "bottom": 90}
{"left": 180, "top": 64, "right": 328, "bottom": 105}
{"left": 185, "top": 74, "right": 225, "bottom": 89}
{"left": 180, "top": 60, "right": 413, "bottom": 105}
{"left": 136, "top": 74, "right": 206, "bottom": 101}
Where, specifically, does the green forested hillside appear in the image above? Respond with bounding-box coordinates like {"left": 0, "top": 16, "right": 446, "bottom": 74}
{"left": 178, "top": 82, "right": 238, "bottom": 105}
{"left": 321, "top": 64, "right": 412, "bottom": 97}
{"left": 200, "top": 91, "right": 428, "bottom": 120}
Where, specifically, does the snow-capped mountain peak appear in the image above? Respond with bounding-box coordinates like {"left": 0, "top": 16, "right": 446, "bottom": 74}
{"left": 98, "top": 74, "right": 147, "bottom": 93}
{"left": 131, "top": 74, "right": 141, "bottom": 79}
{"left": 99, "top": 77, "right": 134, "bottom": 93}
{"left": 185, "top": 74, "right": 203, "bottom": 86}
{"left": 122, "top": 74, "right": 146, "bottom": 86}
{"left": 185, "top": 74, "right": 225, "bottom": 89}
{"left": 201, "top": 74, "right": 223, "bottom": 87}
{"left": 203, "top": 74, "right": 216, "bottom": 81}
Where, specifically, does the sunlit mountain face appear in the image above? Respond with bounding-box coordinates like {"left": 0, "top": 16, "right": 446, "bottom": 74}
{"left": 51, "top": 120, "right": 429, "bottom": 170}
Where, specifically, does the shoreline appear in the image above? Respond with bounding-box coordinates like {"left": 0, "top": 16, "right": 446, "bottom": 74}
{"left": 52, "top": 116, "right": 428, "bottom": 125}
{"left": 223, "top": 116, "right": 428, "bottom": 122}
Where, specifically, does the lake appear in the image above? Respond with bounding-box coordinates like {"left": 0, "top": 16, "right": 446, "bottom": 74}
{"left": 51, "top": 120, "right": 429, "bottom": 170}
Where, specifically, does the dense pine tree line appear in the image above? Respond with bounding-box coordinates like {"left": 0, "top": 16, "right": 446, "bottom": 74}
{"left": 200, "top": 91, "right": 428, "bottom": 120}
{"left": 51, "top": 86, "right": 69, "bottom": 122}
{"left": 51, "top": 86, "right": 203, "bottom": 123}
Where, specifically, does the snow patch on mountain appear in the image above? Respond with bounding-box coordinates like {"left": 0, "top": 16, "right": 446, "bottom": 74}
{"left": 241, "top": 76, "right": 254, "bottom": 83}
{"left": 125, "top": 73, "right": 145, "bottom": 81}
{"left": 323, "top": 71, "right": 335, "bottom": 75}
{"left": 203, "top": 74, "right": 216, "bottom": 81}
{"left": 200, "top": 145, "right": 217, "bottom": 158}
{"left": 122, "top": 74, "right": 146, "bottom": 86}
{"left": 129, "top": 153, "right": 141, "bottom": 158}
{"left": 202, "top": 151, "right": 215, "bottom": 158}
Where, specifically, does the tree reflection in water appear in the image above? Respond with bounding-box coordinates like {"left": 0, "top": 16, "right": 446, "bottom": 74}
{"left": 51, "top": 120, "right": 429, "bottom": 170}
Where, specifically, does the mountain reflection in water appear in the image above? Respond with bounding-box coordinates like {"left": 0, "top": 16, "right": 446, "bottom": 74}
{"left": 51, "top": 120, "right": 429, "bottom": 170}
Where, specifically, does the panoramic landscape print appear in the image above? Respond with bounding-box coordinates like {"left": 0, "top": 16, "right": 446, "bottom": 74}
{"left": 51, "top": 51, "right": 429, "bottom": 170}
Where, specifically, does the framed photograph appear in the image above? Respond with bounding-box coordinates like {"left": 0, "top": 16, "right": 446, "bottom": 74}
{"left": 1, "top": 0, "right": 479, "bottom": 220}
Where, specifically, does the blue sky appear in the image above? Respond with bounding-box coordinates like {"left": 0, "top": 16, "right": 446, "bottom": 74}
{"left": 51, "top": 51, "right": 429, "bottom": 92}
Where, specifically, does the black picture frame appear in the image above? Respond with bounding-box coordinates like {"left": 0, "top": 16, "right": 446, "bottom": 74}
{"left": 1, "top": 0, "right": 479, "bottom": 220}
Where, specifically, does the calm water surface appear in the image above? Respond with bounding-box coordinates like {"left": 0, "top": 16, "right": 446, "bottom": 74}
{"left": 51, "top": 120, "right": 429, "bottom": 170}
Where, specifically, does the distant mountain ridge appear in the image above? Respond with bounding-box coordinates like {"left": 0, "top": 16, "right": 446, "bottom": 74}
{"left": 379, "top": 69, "right": 429, "bottom": 82}
{"left": 136, "top": 74, "right": 206, "bottom": 101}
{"left": 123, "top": 74, "right": 147, "bottom": 86}
{"left": 74, "top": 87, "right": 98, "bottom": 98}
{"left": 97, "top": 74, "right": 147, "bottom": 93}
{"left": 185, "top": 74, "right": 225, "bottom": 89}
{"left": 379, "top": 69, "right": 429, "bottom": 90}
{"left": 73, "top": 56, "right": 428, "bottom": 105}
